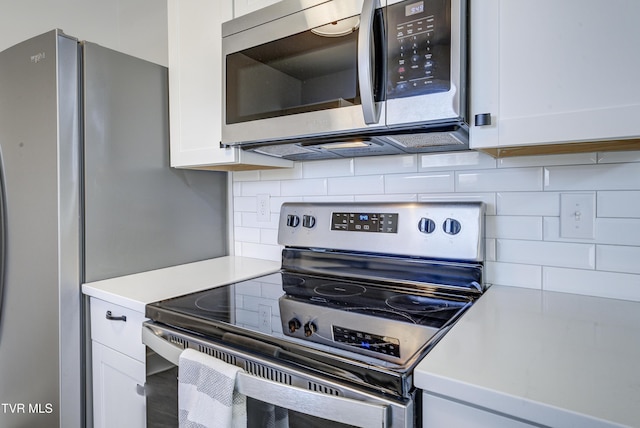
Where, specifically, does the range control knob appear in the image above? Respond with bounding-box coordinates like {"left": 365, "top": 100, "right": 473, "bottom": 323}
{"left": 287, "top": 318, "right": 301, "bottom": 333}
{"left": 302, "top": 215, "right": 316, "bottom": 228}
{"left": 418, "top": 217, "right": 436, "bottom": 234}
{"left": 304, "top": 322, "right": 317, "bottom": 337}
{"left": 443, "top": 218, "right": 462, "bottom": 235}
{"left": 286, "top": 214, "right": 300, "bottom": 228}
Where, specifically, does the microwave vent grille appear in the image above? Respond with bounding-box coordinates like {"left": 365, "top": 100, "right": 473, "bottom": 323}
{"left": 386, "top": 132, "right": 466, "bottom": 149}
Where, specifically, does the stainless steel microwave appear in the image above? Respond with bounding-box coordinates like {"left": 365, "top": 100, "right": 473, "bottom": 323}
{"left": 222, "top": 0, "right": 468, "bottom": 160}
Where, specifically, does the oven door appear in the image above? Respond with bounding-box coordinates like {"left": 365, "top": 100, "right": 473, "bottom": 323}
{"left": 222, "top": 0, "right": 387, "bottom": 145}
{"left": 142, "top": 322, "right": 413, "bottom": 428}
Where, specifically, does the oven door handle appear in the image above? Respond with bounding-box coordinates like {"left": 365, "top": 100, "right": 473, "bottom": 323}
{"left": 142, "top": 327, "right": 390, "bottom": 428}
{"left": 237, "top": 371, "right": 389, "bottom": 428}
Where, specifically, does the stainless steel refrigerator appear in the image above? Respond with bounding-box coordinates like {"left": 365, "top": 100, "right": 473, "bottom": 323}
{"left": 0, "top": 30, "right": 228, "bottom": 428}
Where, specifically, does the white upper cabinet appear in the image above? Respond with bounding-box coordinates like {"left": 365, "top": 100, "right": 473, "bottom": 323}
{"left": 167, "top": 0, "right": 292, "bottom": 170}
{"left": 233, "top": 0, "right": 281, "bottom": 17}
{"left": 469, "top": 0, "right": 640, "bottom": 155}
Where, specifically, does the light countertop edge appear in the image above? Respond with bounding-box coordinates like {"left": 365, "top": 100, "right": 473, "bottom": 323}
{"left": 82, "top": 256, "right": 281, "bottom": 313}
{"left": 414, "top": 285, "right": 640, "bottom": 428}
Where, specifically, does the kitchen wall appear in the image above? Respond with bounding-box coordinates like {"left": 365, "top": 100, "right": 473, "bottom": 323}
{"left": 0, "top": 0, "right": 168, "bottom": 66}
{"left": 232, "top": 149, "right": 640, "bottom": 302}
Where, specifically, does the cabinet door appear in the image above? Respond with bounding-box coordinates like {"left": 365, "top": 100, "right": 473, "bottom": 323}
{"left": 167, "top": 0, "right": 292, "bottom": 169}
{"left": 233, "top": 0, "right": 281, "bottom": 17}
{"left": 423, "top": 393, "right": 536, "bottom": 428}
{"left": 470, "top": 0, "right": 640, "bottom": 151}
{"left": 92, "top": 342, "right": 146, "bottom": 428}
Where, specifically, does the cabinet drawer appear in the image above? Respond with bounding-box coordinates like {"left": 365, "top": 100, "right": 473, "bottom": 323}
{"left": 90, "top": 298, "right": 147, "bottom": 362}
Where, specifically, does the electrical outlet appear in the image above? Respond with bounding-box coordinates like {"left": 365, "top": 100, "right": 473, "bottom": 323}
{"left": 560, "top": 193, "right": 595, "bottom": 239}
{"left": 258, "top": 304, "right": 271, "bottom": 333}
{"left": 257, "top": 194, "right": 270, "bottom": 222}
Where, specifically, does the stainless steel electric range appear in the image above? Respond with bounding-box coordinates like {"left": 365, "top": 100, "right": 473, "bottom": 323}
{"left": 143, "top": 202, "right": 486, "bottom": 428}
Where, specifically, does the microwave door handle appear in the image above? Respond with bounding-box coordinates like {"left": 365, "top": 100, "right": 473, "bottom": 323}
{"left": 358, "top": 0, "right": 382, "bottom": 124}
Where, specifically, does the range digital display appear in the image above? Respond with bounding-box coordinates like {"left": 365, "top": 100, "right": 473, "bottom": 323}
{"left": 331, "top": 212, "right": 398, "bottom": 233}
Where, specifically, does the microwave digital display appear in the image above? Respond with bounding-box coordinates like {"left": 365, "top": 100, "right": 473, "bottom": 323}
{"left": 405, "top": 1, "right": 425, "bottom": 17}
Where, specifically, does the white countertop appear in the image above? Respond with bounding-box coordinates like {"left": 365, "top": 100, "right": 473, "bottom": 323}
{"left": 414, "top": 285, "right": 640, "bottom": 428}
{"left": 82, "top": 256, "right": 281, "bottom": 313}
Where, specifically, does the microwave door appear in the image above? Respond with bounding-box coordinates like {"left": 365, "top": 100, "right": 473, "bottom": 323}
{"left": 222, "top": 0, "right": 386, "bottom": 146}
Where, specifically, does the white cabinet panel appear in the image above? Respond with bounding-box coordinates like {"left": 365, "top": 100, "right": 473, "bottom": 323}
{"left": 90, "top": 298, "right": 147, "bottom": 428}
{"left": 167, "top": 0, "right": 292, "bottom": 169}
{"left": 423, "top": 393, "right": 536, "bottom": 428}
{"left": 470, "top": 0, "right": 640, "bottom": 153}
{"left": 92, "top": 342, "right": 146, "bottom": 428}
{"left": 233, "top": 0, "right": 281, "bottom": 17}
{"left": 90, "top": 297, "right": 147, "bottom": 362}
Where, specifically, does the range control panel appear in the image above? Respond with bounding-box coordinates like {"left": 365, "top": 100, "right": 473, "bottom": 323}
{"left": 278, "top": 202, "right": 485, "bottom": 262}
{"left": 333, "top": 326, "right": 400, "bottom": 357}
{"left": 331, "top": 212, "right": 399, "bottom": 233}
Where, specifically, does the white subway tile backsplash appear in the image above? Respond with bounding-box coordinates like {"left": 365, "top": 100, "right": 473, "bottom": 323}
{"left": 596, "top": 245, "right": 640, "bottom": 274}
{"left": 240, "top": 180, "right": 281, "bottom": 196}
{"left": 457, "top": 167, "right": 543, "bottom": 192}
{"left": 542, "top": 217, "right": 596, "bottom": 243}
{"left": 497, "top": 239, "right": 595, "bottom": 269}
{"left": 281, "top": 178, "right": 327, "bottom": 196}
{"left": 543, "top": 267, "right": 640, "bottom": 302}
{"left": 485, "top": 261, "right": 542, "bottom": 289}
{"left": 544, "top": 163, "right": 640, "bottom": 191}
{"left": 419, "top": 151, "right": 496, "bottom": 171}
{"left": 597, "top": 191, "right": 640, "bottom": 218}
{"left": 355, "top": 154, "right": 417, "bottom": 175}
{"left": 240, "top": 211, "right": 279, "bottom": 229}
{"left": 234, "top": 196, "right": 258, "bottom": 212}
{"left": 239, "top": 242, "right": 281, "bottom": 261}
{"left": 231, "top": 150, "right": 640, "bottom": 302}
{"left": 234, "top": 226, "right": 260, "bottom": 243}
{"left": 418, "top": 193, "right": 497, "bottom": 215}
{"left": 260, "top": 228, "right": 278, "bottom": 245}
{"left": 356, "top": 194, "right": 417, "bottom": 202}
{"left": 486, "top": 216, "right": 543, "bottom": 240}
{"left": 497, "top": 192, "right": 560, "bottom": 216}
{"left": 302, "top": 195, "right": 355, "bottom": 202}
{"left": 384, "top": 172, "right": 454, "bottom": 194}
{"left": 597, "top": 150, "right": 640, "bottom": 164}
{"left": 303, "top": 158, "right": 354, "bottom": 178}
{"left": 328, "top": 175, "right": 384, "bottom": 195}
{"left": 595, "top": 218, "right": 640, "bottom": 245}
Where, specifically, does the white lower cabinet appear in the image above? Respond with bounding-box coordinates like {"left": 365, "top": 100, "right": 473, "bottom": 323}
{"left": 90, "top": 297, "right": 147, "bottom": 428}
{"left": 422, "top": 393, "right": 536, "bottom": 428}
{"left": 92, "top": 342, "right": 146, "bottom": 428}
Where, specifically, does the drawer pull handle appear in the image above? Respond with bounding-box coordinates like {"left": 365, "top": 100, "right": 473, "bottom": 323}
{"left": 105, "top": 310, "right": 127, "bottom": 322}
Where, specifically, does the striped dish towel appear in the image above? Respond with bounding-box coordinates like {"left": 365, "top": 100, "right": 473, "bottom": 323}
{"left": 178, "top": 348, "right": 247, "bottom": 428}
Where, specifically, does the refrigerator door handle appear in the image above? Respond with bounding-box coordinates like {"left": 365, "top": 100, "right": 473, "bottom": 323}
{"left": 0, "top": 156, "right": 6, "bottom": 341}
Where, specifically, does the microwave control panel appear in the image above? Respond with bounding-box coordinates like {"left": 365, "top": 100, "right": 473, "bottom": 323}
{"left": 386, "top": 0, "right": 451, "bottom": 99}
